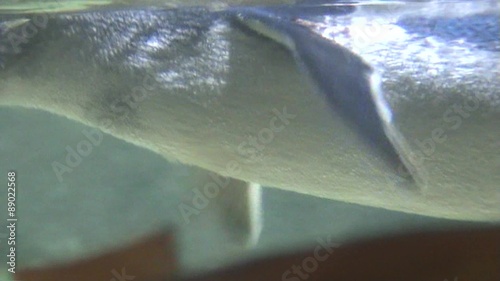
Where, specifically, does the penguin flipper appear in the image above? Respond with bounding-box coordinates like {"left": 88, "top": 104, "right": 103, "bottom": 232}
{"left": 231, "top": 6, "right": 425, "bottom": 185}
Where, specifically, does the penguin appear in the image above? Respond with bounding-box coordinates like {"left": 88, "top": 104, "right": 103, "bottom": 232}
{"left": 1, "top": 1, "right": 499, "bottom": 245}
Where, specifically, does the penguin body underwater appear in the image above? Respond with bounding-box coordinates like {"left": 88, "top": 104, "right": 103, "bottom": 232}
{"left": 0, "top": 1, "right": 499, "bottom": 242}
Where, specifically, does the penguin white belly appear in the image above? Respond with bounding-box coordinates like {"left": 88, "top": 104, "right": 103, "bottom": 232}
{"left": 0, "top": 4, "right": 498, "bottom": 224}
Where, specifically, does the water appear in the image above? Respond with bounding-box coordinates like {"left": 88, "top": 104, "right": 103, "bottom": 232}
{"left": 0, "top": 0, "right": 296, "bottom": 13}
{"left": 0, "top": 108, "right": 488, "bottom": 275}
{"left": 0, "top": 0, "right": 498, "bottom": 278}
